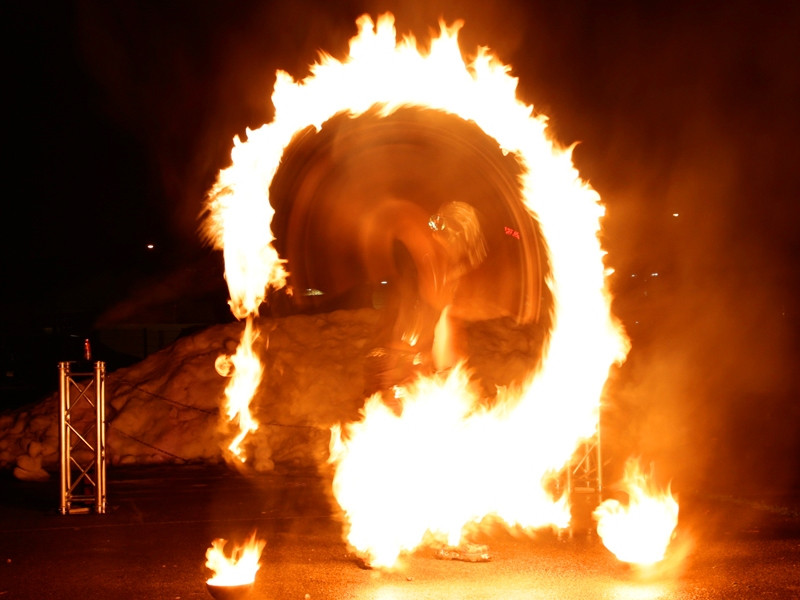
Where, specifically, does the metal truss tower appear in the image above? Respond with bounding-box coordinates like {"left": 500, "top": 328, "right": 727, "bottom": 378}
{"left": 566, "top": 431, "right": 603, "bottom": 535}
{"left": 58, "top": 360, "right": 107, "bottom": 515}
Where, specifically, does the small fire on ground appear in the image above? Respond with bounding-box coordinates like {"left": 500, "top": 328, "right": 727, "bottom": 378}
{"left": 205, "top": 532, "right": 266, "bottom": 587}
{"left": 203, "top": 12, "right": 680, "bottom": 571}
{"left": 594, "top": 459, "right": 679, "bottom": 567}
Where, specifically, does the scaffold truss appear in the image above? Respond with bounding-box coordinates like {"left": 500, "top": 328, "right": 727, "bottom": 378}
{"left": 566, "top": 430, "right": 603, "bottom": 535}
{"left": 58, "top": 360, "right": 106, "bottom": 515}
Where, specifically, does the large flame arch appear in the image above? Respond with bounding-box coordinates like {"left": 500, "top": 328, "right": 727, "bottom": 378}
{"left": 204, "top": 13, "right": 631, "bottom": 566}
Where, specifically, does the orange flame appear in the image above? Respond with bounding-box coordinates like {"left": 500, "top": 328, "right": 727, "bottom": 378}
{"left": 205, "top": 531, "right": 266, "bottom": 586}
{"left": 331, "top": 366, "right": 578, "bottom": 568}
{"left": 218, "top": 318, "right": 262, "bottom": 462}
{"left": 594, "top": 459, "right": 679, "bottom": 566}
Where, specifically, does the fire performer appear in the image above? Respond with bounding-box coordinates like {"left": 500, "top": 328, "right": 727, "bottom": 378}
{"left": 363, "top": 199, "right": 487, "bottom": 401}
{"left": 268, "top": 108, "right": 544, "bottom": 406}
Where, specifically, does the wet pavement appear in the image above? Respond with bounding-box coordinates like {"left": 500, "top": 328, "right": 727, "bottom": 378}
{"left": 1, "top": 464, "right": 799, "bottom": 599}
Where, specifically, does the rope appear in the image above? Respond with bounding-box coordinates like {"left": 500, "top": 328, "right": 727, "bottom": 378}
{"left": 106, "top": 422, "right": 324, "bottom": 465}
{"left": 108, "top": 424, "right": 190, "bottom": 463}
{"left": 102, "top": 379, "right": 327, "bottom": 463}
{"left": 111, "top": 379, "right": 327, "bottom": 431}
{"left": 113, "top": 378, "right": 217, "bottom": 415}
{"left": 261, "top": 422, "right": 321, "bottom": 431}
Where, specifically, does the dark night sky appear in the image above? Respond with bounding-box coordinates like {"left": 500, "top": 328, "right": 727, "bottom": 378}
{"left": 3, "top": 0, "right": 799, "bottom": 491}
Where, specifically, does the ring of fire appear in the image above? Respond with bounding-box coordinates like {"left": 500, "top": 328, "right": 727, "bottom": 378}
{"left": 204, "top": 14, "right": 644, "bottom": 568}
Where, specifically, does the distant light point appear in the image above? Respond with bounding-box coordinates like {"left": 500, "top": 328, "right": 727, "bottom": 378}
{"left": 146, "top": 244, "right": 155, "bottom": 250}
{"left": 672, "top": 213, "right": 679, "bottom": 217}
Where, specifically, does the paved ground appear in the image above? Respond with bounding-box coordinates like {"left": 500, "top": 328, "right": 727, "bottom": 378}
{"left": 1, "top": 465, "right": 799, "bottom": 599}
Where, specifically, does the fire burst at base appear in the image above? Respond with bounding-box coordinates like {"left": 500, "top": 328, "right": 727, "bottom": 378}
{"left": 203, "top": 12, "right": 678, "bottom": 569}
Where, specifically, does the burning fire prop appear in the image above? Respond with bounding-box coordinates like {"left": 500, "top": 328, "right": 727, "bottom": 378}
{"left": 205, "top": 532, "right": 266, "bottom": 595}
{"left": 203, "top": 12, "right": 679, "bottom": 570}
{"left": 594, "top": 459, "right": 679, "bottom": 567}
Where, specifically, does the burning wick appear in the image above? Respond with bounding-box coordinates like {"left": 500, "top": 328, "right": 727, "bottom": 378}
{"left": 205, "top": 532, "right": 266, "bottom": 588}
{"left": 593, "top": 459, "right": 679, "bottom": 567}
